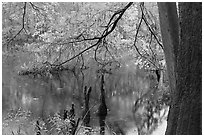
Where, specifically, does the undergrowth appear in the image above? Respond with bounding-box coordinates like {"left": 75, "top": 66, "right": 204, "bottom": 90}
{"left": 2, "top": 108, "right": 98, "bottom": 135}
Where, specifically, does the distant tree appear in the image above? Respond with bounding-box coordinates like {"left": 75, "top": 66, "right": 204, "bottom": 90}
{"left": 158, "top": 2, "right": 202, "bottom": 134}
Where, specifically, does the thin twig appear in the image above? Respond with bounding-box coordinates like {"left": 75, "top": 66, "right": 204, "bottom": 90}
{"left": 148, "top": 33, "right": 157, "bottom": 63}
{"left": 75, "top": 103, "right": 99, "bottom": 134}
{"left": 56, "top": 39, "right": 102, "bottom": 66}
{"left": 7, "top": 2, "right": 27, "bottom": 48}
{"left": 94, "top": 40, "right": 104, "bottom": 65}
{"left": 29, "top": 2, "right": 45, "bottom": 12}
{"left": 133, "top": 3, "right": 159, "bottom": 69}
{"left": 140, "top": 3, "right": 163, "bottom": 49}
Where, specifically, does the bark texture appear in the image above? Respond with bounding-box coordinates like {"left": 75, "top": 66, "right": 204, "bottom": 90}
{"left": 176, "top": 3, "right": 202, "bottom": 134}
{"left": 158, "top": 2, "right": 202, "bottom": 134}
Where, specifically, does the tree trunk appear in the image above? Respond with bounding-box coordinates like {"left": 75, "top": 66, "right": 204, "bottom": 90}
{"left": 158, "top": 2, "right": 202, "bottom": 135}
{"left": 98, "top": 74, "right": 107, "bottom": 135}
{"left": 176, "top": 3, "right": 202, "bottom": 134}
{"left": 158, "top": 3, "right": 179, "bottom": 134}
{"left": 82, "top": 86, "right": 92, "bottom": 127}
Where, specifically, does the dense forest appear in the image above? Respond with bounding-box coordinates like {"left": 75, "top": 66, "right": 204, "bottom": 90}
{"left": 2, "top": 2, "right": 201, "bottom": 135}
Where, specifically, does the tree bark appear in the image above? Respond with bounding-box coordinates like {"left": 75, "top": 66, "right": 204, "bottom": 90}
{"left": 176, "top": 3, "right": 202, "bottom": 134}
{"left": 158, "top": 2, "right": 202, "bottom": 135}
{"left": 158, "top": 3, "right": 179, "bottom": 134}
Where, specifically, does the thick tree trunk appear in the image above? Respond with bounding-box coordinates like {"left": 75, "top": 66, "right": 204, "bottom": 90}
{"left": 176, "top": 3, "right": 202, "bottom": 134}
{"left": 158, "top": 2, "right": 202, "bottom": 134}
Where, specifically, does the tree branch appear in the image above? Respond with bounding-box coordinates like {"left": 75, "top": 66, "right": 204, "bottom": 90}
{"left": 133, "top": 2, "right": 159, "bottom": 69}
{"left": 148, "top": 33, "right": 157, "bottom": 62}
{"left": 51, "top": 2, "right": 133, "bottom": 67}
{"left": 29, "top": 2, "right": 45, "bottom": 12}
{"left": 140, "top": 3, "right": 163, "bottom": 49}
{"left": 7, "top": 2, "right": 27, "bottom": 48}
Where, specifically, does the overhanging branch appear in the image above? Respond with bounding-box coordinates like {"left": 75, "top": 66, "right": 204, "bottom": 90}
{"left": 52, "top": 2, "right": 133, "bottom": 67}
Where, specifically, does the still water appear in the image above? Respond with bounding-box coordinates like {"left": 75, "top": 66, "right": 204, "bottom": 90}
{"left": 2, "top": 71, "right": 149, "bottom": 134}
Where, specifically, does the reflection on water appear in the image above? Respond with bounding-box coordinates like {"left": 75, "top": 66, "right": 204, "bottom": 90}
{"left": 2, "top": 68, "right": 151, "bottom": 134}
